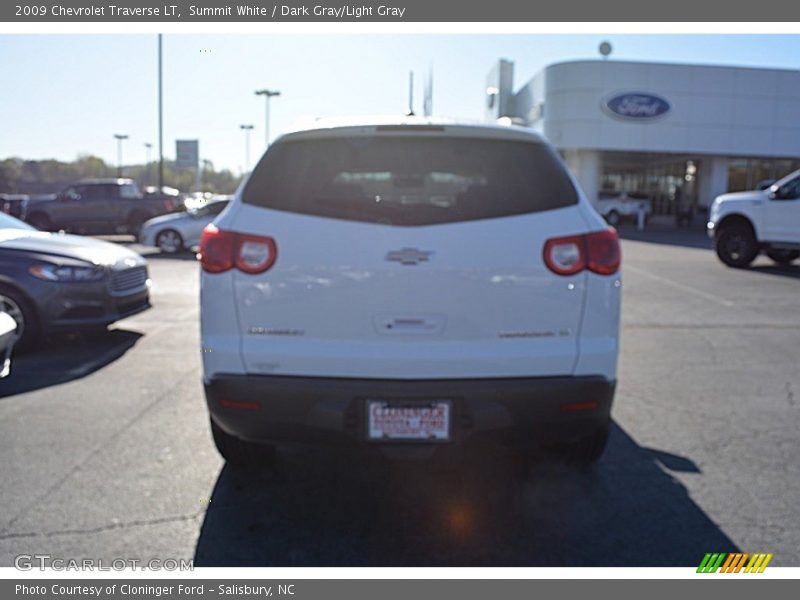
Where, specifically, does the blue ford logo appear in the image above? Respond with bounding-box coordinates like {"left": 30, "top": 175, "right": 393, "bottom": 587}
{"left": 603, "top": 92, "right": 671, "bottom": 120}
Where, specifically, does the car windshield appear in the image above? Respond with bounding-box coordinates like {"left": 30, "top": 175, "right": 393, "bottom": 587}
{"left": 771, "top": 169, "right": 800, "bottom": 191}
{"left": 189, "top": 200, "right": 229, "bottom": 217}
{"left": 0, "top": 212, "right": 35, "bottom": 231}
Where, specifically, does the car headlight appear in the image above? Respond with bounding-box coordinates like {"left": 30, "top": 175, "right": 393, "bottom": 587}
{"left": 28, "top": 264, "right": 106, "bottom": 282}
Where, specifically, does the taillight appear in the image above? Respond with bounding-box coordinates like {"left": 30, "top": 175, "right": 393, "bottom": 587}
{"left": 198, "top": 224, "right": 235, "bottom": 273}
{"left": 543, "top": 235, "right": 585, "bottom": 275}
{"left": 198, "top": 225, "right": 277, "bottom": 274}
{"left": 543, "top": 228, "right": 620, "bottom": 276}
{"left": 235, "top": 234, "right": 278, "bottom": 274}
{"left": 585, "top": 228, "right": 621, "bottom": 275}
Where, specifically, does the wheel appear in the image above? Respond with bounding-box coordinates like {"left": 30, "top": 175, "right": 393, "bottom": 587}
{"left": 605, "top": 210, "right": 620, "bottom": 227}
{"left": 766, "top": 249, "right": 800, "bottom": 266}
{"left": 715, "top": 223, "right": 758, "bottom": 268}
{"left": 0, "top": 284, "right": 42, "bottom": 351}
{"left": 27, "top": 212, "right": 51, "bottom": 231}
{"left": 551, "top": 425, "right": 610, "bottom": 467}
{"left": 156, "top": 229, "right": 184, "bottom": 254}
{"left": 210, "top": 418, "right": 276, "bottom": 469}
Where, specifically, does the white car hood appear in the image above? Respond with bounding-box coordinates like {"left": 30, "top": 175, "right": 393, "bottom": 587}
{"left": 715, "top": 190, "right": 766, "bottom": 205}
{"left": 142, "top": 212, "right": 195, "bottom": 229}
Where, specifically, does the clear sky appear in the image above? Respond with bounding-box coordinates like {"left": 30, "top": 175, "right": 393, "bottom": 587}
{"left": 2, "top": 34, "right": 800, "bottom": 174}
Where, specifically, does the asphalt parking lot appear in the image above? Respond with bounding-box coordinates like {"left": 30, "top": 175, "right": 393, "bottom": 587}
{"left": 1, "top": 226, "right": 798, "bottom": 567}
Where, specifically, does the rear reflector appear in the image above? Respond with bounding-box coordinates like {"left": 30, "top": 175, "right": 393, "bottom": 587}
{"left": 219, "top": 399, "right": 260, "bottom": 411}
{"left": 543, "top": 228, "right": 620, "bottom": 276}
{"left": 199, "top": 224, "right": 278, "bottom": 275}
{"left": 559, "top": 400, "right": 599, "bottom": 413}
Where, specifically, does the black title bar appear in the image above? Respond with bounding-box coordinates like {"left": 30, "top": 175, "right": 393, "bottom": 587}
{"left": 4, "top": 0, "right": 799, "bottom": 22}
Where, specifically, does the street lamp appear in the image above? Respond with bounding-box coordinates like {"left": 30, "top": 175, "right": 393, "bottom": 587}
{"left": 240, "top": 124, "right": 255, "bottom": 173}
{"left": 144, "top": 142, "right": 153, "bottom": 186}
{"left": 114, "top": 134, "right": 129, "bottom": 178}
{"left": 254, "top": 89, "right": 280, "bottom": 148}
{"left": 157, "top": 33, "right": 164, "bottom": 192}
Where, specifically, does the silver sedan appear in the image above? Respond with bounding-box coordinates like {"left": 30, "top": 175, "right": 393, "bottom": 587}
{"left": 139, "top": 198, "right": 230, "bottom": 254}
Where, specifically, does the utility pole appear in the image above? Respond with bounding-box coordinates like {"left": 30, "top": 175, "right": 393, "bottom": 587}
{"left": 255, "top": 89, "right": 280, "bottom": 149}
{"left": 114, "top": 134, "right": 129, "bottom": 178}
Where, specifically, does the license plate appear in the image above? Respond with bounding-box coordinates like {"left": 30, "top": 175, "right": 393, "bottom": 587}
{"left": 367, "top": 400, "right": 451, "bottom": 441}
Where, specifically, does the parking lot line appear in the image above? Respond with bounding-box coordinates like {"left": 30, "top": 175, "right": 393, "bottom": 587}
{"left": 624, "top": 264, "right": 735, "bottom": 308}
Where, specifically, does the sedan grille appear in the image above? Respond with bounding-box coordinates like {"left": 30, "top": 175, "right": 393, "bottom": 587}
{"left": 109, "top": 266, "right": 148, "bottom": 295}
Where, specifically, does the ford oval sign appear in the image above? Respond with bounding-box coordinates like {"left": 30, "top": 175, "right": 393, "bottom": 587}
{"left": 603, "top": 92, "right": 671, "bottom": 120}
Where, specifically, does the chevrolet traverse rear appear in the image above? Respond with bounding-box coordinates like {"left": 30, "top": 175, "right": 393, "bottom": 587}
{"left": 199, "top": 119, "right": 621, "bottom": 468}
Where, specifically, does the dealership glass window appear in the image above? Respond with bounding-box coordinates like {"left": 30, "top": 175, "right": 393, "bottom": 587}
{"left": 727, "top": 158, "right": 800, "bottom": 193}
{"left": 600, "top": 152, "right": 699, "bottom": 215}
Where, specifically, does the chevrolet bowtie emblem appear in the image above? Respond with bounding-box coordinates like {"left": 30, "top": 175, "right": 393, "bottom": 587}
{"left": 385, "top": 248, "right": 434, "bottom": 266}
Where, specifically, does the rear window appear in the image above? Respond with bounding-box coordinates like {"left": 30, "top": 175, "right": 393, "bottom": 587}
{"left": 242, "top": 136, "right": 578, "bottom": 226}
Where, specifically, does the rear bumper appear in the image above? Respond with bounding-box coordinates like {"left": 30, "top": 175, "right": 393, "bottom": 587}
{"left": 205, "top": 374, "right": 615, "bottom": 457}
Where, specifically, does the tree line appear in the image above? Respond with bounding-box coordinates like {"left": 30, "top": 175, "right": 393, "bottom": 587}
{"left": 0, "top": 155, "right": 242, "bottom": 195}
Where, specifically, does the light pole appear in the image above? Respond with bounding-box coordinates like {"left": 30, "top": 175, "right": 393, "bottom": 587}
{"left": 144, "top": 142, "right": 152, "bottom": 186}
{"left": 157, "top": 33, "right": 164, "bottom": 192}
{"left": 240, "top": 124, "right": 254, "bottom": 173}
{"left": 254, "top": 89, "right": 280, "bottom": 148}
{"left": 114, "top": 134, "right": 129, "bottom": 178}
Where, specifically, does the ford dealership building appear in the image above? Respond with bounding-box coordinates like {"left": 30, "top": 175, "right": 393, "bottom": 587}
{"left": 485, "top": 59, "right": 800, "bottom": 217}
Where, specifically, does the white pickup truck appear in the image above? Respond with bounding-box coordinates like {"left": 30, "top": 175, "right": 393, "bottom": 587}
{"left": 596, "top": 192, "right": 652, "bottom": 227}
{"left": 707, "top": 169, "right": 800, "bottom": 268}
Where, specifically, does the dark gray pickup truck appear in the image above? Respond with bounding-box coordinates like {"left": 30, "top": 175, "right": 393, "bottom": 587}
{"left": 24, "top": 178, "right": 179, "bottom": 236}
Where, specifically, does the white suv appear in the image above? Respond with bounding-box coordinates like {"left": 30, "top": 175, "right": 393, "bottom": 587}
{"left": 708, "top": 169, "right": 800, "bottom": 268}
{"left": 199, "top": 118, "right": 621, "bottom": 468}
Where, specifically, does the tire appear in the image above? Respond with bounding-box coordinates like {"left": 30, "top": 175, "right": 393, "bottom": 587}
{"left": 156, "top": 229, "right": 184, "bottom": 254}
{"left": 605, "top": 210, "right": 620, "bottom": 227}
{"left": 27, "top": 212, "right": 51, "bottom": 231}
{"left": 551, "top": 425, "right": 610, "bottom": 467}
{"left": 715, "top": 223, "right": 759, "bottom": 268}
{"left": 765, "top": 249, "right": 800, "bottom": 266}
{"left": 210, "top": 418, "right": 276, "bottom": 469}
{"left": 0, "top": 284, "right": 42, "bottom": 351}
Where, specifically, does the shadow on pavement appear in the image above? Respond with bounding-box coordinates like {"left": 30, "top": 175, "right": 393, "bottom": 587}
{"left": 618, "top": 225, "right": 712, "bottom": 250}
{"left": 194, "top": 423, "right": 737, "bottom": 566}
{"left": 646, "top": 448, "right": 701, "bottom": 474}
{"left": 747, "top": 264, "right": 800, "bottom": 281}
{"left": 0, "top": 329, "right": 142, "bottom": 398}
